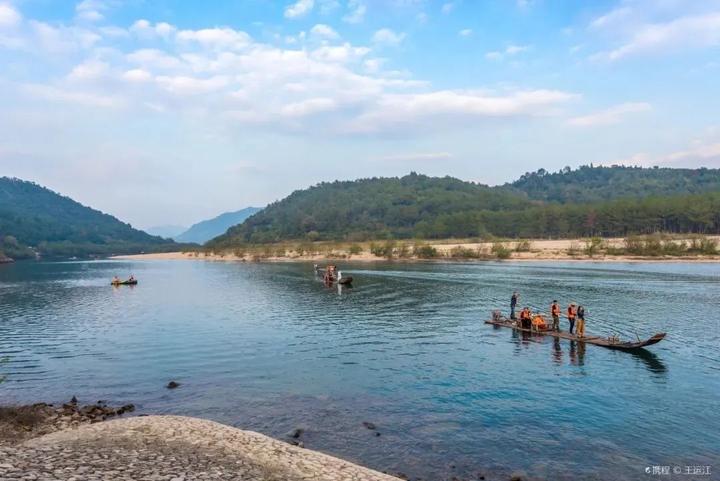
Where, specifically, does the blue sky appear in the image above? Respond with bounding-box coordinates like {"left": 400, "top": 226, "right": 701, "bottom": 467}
{"left": 1, "top": 0, "right": 719, "bottom": 228}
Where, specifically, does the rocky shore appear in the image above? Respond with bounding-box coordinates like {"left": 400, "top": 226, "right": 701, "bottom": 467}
{"left": 0, "top": 414, "right": 402, "bottom": 481}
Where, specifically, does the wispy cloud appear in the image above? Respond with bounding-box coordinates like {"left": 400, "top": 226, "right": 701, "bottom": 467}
{"left": 372, "top": 28, "right": 405, "bottom": 46}
{"left": 342, "top": 0, "right": 366, "bottom": 24}
{"left": 284, "top": 0, "right": 314, "bottom": 19}
{"left": 589, "top": 4, "right": 720, "bottom": 61}
{"left": 458, "top": 29, "right": 472, "bottom": 38}
{"left": 568, "top": 102, "right": 651, "bottom": 127}
{"left": 485, "top": 44, "right": 530, "bottom": 60}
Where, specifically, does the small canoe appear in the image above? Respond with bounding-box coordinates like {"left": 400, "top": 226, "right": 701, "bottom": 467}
{"left": 338, "top": 276, "right": 353, "bottom": 285}
{"left": 485, "top": 318, "right": 666, "bottom": 351}
{"left": 111, "top": 280, "right": 138, "bottom": 286}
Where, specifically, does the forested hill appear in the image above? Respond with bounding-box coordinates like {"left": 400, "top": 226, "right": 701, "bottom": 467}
{"left": 0, "top": 177, "right": 179, "bottom": 259}
{"left": 208, "top": 168, "right": 720, "bottom": 246}
{"left": 209, "top": 174, "right": 526, "bottom": 245}
{"left": 511, "top": 165, "right": 720, "bottom": 203}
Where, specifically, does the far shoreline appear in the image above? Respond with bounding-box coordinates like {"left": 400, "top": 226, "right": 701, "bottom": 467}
{"left": 112, "top": 236, "right": 720, "bottom": 264}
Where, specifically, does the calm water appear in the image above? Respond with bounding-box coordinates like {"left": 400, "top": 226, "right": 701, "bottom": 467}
{"left": 1, "top": 260, "right": 718, "bottom": 481}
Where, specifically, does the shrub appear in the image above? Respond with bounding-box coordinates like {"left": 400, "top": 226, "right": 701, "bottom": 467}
{"left": 413, "top": 243, "right": 439, "bottom": 258}
{"left": 449, "top": 246, "right": 481, "bottom": 259}
{"left": 583, "top": 237, "right": 605, "bottom": 257}
{"left": 397, "top": 243, "right": 411, "bottom": 258}
{"left": 491, "top": 242, "right": 512, "bottom": 259}
{"left": 515, "top": 240, "right": 532, "bottom": 252}
{"left": 370, "top": 240, "right": 396, "bottom": 258}
{"left": 566, "top": 242, "right": 581, "bottom": 257}
{"left": 348, "top": 244, "right": 363, "bottom": 255}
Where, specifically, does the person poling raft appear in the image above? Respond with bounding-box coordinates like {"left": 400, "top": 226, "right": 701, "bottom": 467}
{"left": 314, "top": 265, "right": 353, "bottom": 285}
{"left": 492, "top": 292, "right": 666, "bottom": 351}
{"left": 111, "top": 275, "right": 137, "bottom": 286}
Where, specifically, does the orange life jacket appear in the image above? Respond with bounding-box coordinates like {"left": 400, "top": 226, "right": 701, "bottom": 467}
{"left": 567, "top": 306, "right": 576, "bottom": 319}
{"left": 520, "top": 309, "right": 530, "bottom": 320}
{"left": 551, "top": 304, "right": 560, "bottom": 316}
{"left": 532, "top": 316, "right": 547, "bottom": 327}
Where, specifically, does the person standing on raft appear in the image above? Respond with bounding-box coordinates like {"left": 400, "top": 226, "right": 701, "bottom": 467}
{"left": 551, "top": 300, "right": 561, "bottom": 331}
{"left": 519, "top": 307, "right": 532, "bottom": 329}
{"left": 576, "top": 305, "right": 586, "bottom": 338}
{"left": 510, "top": 291, "right": 519, "bottom": 320}
{"left": 567, "top": 303, "right": 577, "bottom": 334}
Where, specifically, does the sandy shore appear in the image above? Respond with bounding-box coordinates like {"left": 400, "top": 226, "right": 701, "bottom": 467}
{"left": 1, "top": 415, "right": 401, "bottom": 481}
{"left": 114, "top": 237, "right": 720, "bottom": 263}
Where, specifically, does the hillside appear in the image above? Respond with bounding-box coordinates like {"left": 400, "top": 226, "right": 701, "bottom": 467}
{"left": 511, "top": 165, "right": 720, "bottom": 203}
{"left": 176, "top": 207, "right": 262, "bottom": 244}
{"left": 208, "top": 173, "right": 527, "bottom": 246}
{"left": 208, "top": 168, "right": 720, "bottom": 246}
{"left": 0, "top": 177, "right": 179, "bottom": 259}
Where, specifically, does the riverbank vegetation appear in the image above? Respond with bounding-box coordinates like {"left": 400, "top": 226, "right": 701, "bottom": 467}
{"left": 186, "top": 234, "right": 720, "bottom": 262}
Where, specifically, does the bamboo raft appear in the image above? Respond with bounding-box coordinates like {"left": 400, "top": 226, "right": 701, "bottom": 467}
{"left": 485, "top": 317, "right": 666, "bottom": 351}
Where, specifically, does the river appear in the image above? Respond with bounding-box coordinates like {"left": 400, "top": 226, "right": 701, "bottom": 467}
{"left": 1, "top": 259, "right": 718, "bottom": 480}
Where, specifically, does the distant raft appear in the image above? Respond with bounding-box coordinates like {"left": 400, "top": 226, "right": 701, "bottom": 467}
{"left": 485, "top": 314, "right": 666, "bottom": 351}
{"left": 111, "top": 279, "right": 138, "bottom": 286}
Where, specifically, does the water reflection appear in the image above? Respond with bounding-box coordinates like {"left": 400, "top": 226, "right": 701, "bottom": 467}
{"left": 630, "top": 349, "right": 668, "bottom": 376}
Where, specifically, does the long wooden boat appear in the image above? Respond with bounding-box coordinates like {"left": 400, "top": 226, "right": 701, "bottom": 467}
{"left": 485, "top": 318, "right": 666, "bottom": 351}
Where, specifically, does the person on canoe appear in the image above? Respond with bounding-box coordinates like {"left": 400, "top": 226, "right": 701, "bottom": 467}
{"left": 551, "top": 300, "right": 561, "bottom": 331}
{"left": 567, "top": 303, "right": 577, "bottom": 334}
{"left": 128, "top": 275, "right": 135, "bottom": 282}
{"left": 112, "top": 276, "right": 120, "bottom": 284}
{"left": 519, "top": 307, "right": 532, "bottom": 329}
{"left": 576, "top": 305, "right": 586, "bottom": 338}
{"left": 510, "top": 291, "right": 519, "bottom": 320}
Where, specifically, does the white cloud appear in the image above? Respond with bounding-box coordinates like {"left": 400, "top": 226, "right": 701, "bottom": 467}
{"left": 67, "top": 59, "right": 109, "bottom": 81}
{"left": 284, "top": 0, "right": 314, "bottom": 19}
{"left": 589, "top": 6, "right": 632, "bottom": 30}
{"left": 441, "top": 2, "right": 455, "bottom": 14}
{"left": 29, "top": 20, "right": 101, "bottom": 53}
{"left": 22, "top": 84, "right": 122, "bottom": 108}
{"left": 75, "top": 0, "right": 106, "bottom": 22}
{"left": 176, "top": 27, "right": 250, "bottom": 50}
{"left": 312, "top": 43, "right": 369, "bottom": 62}
{"left": 126, "top": 48, "right": 183, "bottom": 70}
{"left": 458, "top": 29, "right": 472, "bottom": 38}
{"left": 318, "top": 0, "right": 340, "bottom": 15}
{"left": 130, "top": 19, "right": 177, "bottom": 39}
{"left": 568, "top": 102, "right": 651, "bottom": 127}
{"left": 485, "top": 44, "right": 529, "bottom": 60}
{"left": 281, "top": 97, "right": 336, "bottom": 117}
{"left": 122, "top": 68, "right": 152, "bottom": 83}
{"left": 155, "top": 75, "right": 230, "bottom": 95}
{"left": 0, "top": 3, "right": 22, "bottom": 27}
{"left": 363, "top": 57, "right": 386, "bottom": 73}
{"left": 345, "top": 89, "right": 577, "bottom": 133}
{"left": 310, "top": 23, "right": 339, "bottom": 40}
{"left": 600, "top": 13, "right": 720, "bottom": 61}
{"left": 343, "top": 0, "right": 366, "bottom": 24}
{"left": 372, "top": 28, "right": 405, "bottom": 46}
